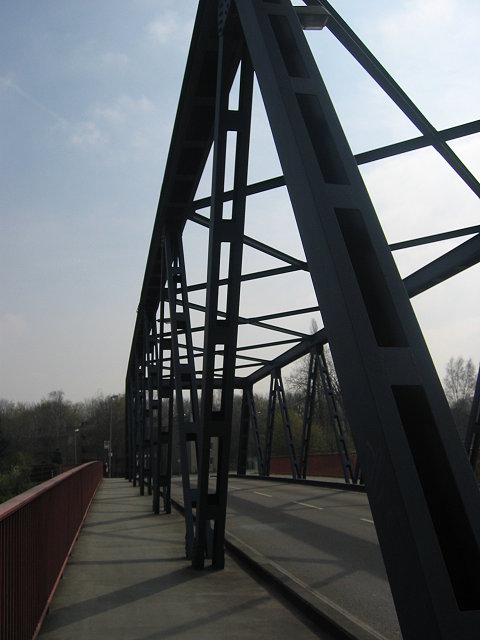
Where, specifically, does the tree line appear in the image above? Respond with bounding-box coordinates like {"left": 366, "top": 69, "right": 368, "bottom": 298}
{"left": 0, "top": 391, "right": 124, "bottom": 502}
{"left": 237, "top": 354, "right": 478, "bottom": 468}
{"left": 0, "top": 356, "right": 477, "bottom": 502}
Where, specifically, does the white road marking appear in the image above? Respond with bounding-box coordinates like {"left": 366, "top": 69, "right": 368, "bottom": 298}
{"left": 361, "top": 518, "right": 374, "bottom": 524}
{"left": 253, "top": 491, "right": 272, "bottom": 498}
{"left": 295, "top": 501, "right": 324, "bottom": 511}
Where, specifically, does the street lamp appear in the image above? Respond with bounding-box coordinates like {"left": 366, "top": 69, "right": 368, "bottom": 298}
{"left": 74, "top": 428, "right": 80, "bottom": 465}
{"left": 109, "top": 394, "right": 119, "bottom": 478}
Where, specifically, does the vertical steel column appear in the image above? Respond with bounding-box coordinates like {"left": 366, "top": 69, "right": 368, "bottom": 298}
{"left": 130, "top": 375, "right": 137, "bottom": 483}
{"left": 247, "top": 387, "right": 265, "bottom": 476}
{"left": 151, "top": 328, "right": 160, "bottom": 496}
{"left": 299, "top": 349, "right": 318, "bottom": 479}
{"left": 237, "top": 389, "right": 250, "bottom": 475}
{"left": 276, "top": 369, "right": 300, "bottom": 479}
{"left": 164, "top": 232, "right": 201, "bottom": 558}
{"left": 131, "top": 372, "right": 138, "bottom": 487}
{"left": 125, "top": 376, "right": 134, "bottom": 482}
{"left": 142, "top": 310, "right": 156, "bottom": 495}
{"left": 263, "top": 369, "right": 299, "bottom": 479}
{"left": 151, "top": 312, "right": 160, "bottom": 512}
{"left": 465, "top": 366, "right": 480, "bottom": 470}
{"left": 138, "top": 318, "right": 151, "bottom": 495}
{"left": 193, "top": 9, "right": 254, "bottom": 569}
{"left": 235, "top": 1, "right": 480, "bottom": 636}
{"left": 132, "top": 349, "right": 143, "bottom": 490}
{"left": 163, "top": 386, "right": 174, "bottom": 514}
{"left": 237, "top": 386, "right": 265, "bottom": 476}
{"left": 149, "top": 312, "right": 162, "bottom": 513}
{"left": 317, "top": 346, "right": 358, "bottom": 483}
{"left": 263, "top": 373, "right": 276, "bottom": 477}
{"left": 155, "top": 275, "right": 174, "bottom": 515}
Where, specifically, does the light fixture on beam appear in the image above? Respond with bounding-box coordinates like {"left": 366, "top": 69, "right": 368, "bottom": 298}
{"left": 294, "top": 6, "right": 330, "bottom": 30}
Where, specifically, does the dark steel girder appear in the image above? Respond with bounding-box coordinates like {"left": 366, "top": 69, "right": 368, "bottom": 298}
{"left": 355, "top": 119, "right": 480, "bottom": 166}
{"left": 192, "top": 118, "right": 480, "bottom": 208}
{"left": 233, "top": 2, "right": 480, "bottom": 637}
{"left": 390, "top": 225, "right": 480, "bottom": 251}
{"left": 170, "top": 229, "right": 480, "bottom": 392}
{"left": 185, "top": 299, "right": 308, "bottom": 338}
{"left": 189, "top": 210, "right": 308, "bottom": 270}
{"left": 127, "top": 0, "right": 480, "bottom": 394}
{"left": 465, "top": 367, "right": 480, "bottom": 468}
{"left": 308, "top": 0, "right": 480, "bottom": 201}
{"left": 126, "top": 1, "right": 480, "bottom": 636}
{"left": 187, "top": 264, "right": 301, "bottom": 293}
{"left": 127, "top": 0, "right": 239, "bottom": 378}
{"left": 194, "top": 22, "right": 254, "bottom": 569}
{"left": 404, "top": 233, "right": 480, "bottom": 298}
{"left": 242, "top": 234, "right": 480, "bottom": 387}
{"left": 245, "top": 328, "right": 327, "bottom": 387}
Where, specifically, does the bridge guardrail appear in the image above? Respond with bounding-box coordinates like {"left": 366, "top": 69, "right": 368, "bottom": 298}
{"left": 0, "top": 461, "right": 102, "bottom": 640}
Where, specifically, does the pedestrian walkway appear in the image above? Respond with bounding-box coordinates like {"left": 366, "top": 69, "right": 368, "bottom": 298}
{"left": 38, "top": 479, "right": 335, "bottom": 639}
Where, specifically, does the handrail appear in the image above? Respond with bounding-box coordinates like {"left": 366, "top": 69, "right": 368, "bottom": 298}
{"left": 0, "top": 461, "right": 103, "bottom": 640}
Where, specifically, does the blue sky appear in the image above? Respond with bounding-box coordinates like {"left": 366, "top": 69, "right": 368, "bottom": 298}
{"left": 1, "top": 0, "right": 479, "bottom": 403}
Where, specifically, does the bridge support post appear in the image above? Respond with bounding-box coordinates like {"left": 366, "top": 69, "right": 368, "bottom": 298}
{"left": 125, "top": 376, "right": 134, "bottom": 482}
{"left": 193, "top": 14, "right": 254, "bottom": 569}
{"left": 298, "top": 349, "right": 317, "bottom": 480}
{"left": 132, "top": 350, "right": 143, "bottom": 490}
{"left": 142, "top": 310, "right": 156, "bottom": 496}
{"left": 153, "top": 291, "right": 173, "bottom": 515}
{"left": 465, "top": 366, "right": 480, "bottom": 470}
{"left": 163, "top": 231, "right": 202, "bottom": 558}
{"left": 317, "top": 346, "right": 359, "bottom": 483}
{"left": 264, "top": 368, "right": 299, "bottom": 480}
{"left": 236, "top": 389, "right": 249, "bottom": 476}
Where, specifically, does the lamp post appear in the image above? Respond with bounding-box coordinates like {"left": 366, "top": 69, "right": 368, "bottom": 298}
{"left": 74, "top": 428, "right": 80, "bottom": 465}
{"left": 109, "top": 394, "right": 119, "bottom": 478}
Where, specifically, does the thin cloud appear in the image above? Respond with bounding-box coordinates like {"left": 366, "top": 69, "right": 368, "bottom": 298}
{"left": 100, "top": 51, "right": 129, "bottom": 69}
{"left": 146, "top": 11, "right": 194, "bottom": 46}
{"left": 69, "top": 120, "right": 106, "bottom": 148}
{"left": 68, "top": 96, "right": 153, "bottom": 149}
{"left": 373, "top": 0, "right": 480, "bottom": 123}
{"left": 0, "top": 73, "right": 68, "bottom": 127}
{"left": 377, "top": 0, "right": 455, "bottom": 41}
{"left": 147, "top": 13, "right": 176, "bottom": 44}
{"left": 94, "top": 95, "right": 153, "bottom": 125}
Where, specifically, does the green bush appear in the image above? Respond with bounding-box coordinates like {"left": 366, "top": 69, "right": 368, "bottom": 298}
{"left": 0, "top": 452, "right": 34, "bottom": 504}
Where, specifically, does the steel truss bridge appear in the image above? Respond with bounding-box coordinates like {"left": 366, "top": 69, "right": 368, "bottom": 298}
{"left": 125, "top": 2, "right": 480, "bottom": 638}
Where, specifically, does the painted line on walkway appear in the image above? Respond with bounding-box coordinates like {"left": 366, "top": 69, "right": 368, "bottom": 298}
{"left": 254, "top": 491, "right": 273, "bottom": 498}
{"left": 295, "top": 501, "right": 324, "bottom": 511}
{"left": 361, "top": 518, "right": 374, "bottom": 524}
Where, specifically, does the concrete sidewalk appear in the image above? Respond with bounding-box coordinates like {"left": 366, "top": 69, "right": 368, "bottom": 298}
{"left": 38, "top": 479, "right": 337, "bottom": 639}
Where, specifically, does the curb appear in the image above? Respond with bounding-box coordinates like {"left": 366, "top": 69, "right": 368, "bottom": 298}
{"left": 171, "top": 495, "right": 387, "bottom": 640}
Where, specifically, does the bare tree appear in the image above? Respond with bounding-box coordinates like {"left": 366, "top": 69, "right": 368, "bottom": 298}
{"left": 443, "top": 357, "right": 476, "bottom": 406}
{"left": 443, "top": 357, "right": 477, "bottom": 440}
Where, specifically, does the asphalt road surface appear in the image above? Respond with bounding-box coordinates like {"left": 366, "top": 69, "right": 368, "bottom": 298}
{"left": 223, "top": 477, "right": 402, "bottom": 640}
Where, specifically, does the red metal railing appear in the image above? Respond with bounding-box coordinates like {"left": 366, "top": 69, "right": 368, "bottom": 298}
{"left": 0, "top": 461, "right": 102, "bottom": 640}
